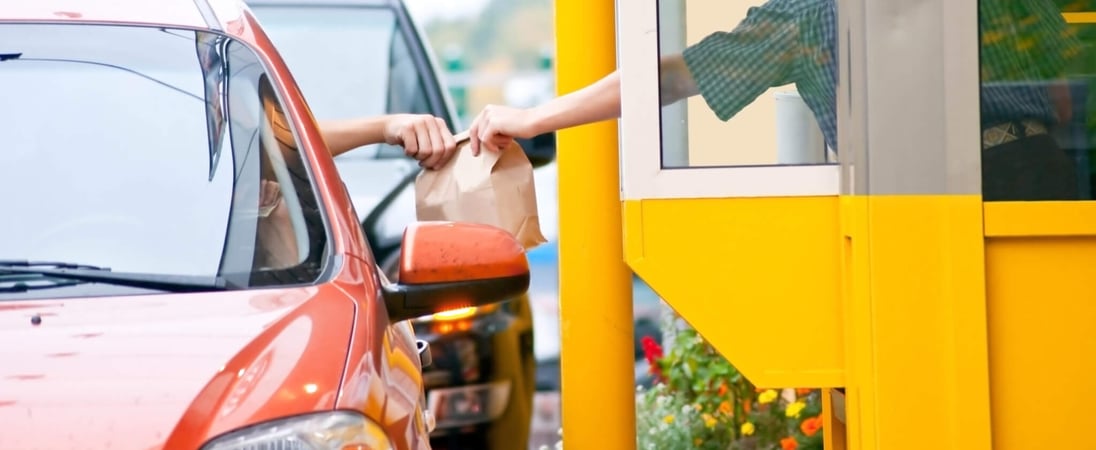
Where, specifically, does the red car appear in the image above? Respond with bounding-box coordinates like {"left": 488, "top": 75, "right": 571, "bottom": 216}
{"left": 0, "top": 1, "right": 529, "bottom": 449}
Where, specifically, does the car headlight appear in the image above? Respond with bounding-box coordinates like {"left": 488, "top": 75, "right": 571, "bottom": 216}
{"left": 200, "top": 411, "right": 394, "bottom": 450}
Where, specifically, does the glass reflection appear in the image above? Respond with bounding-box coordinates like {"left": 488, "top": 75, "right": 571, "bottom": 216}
{"left": 656, "top": 0, "right": 837, "bottom": 168}
{"left": 979, "top": 0, "right": 1087, "bottom": 201}
{"left": 0, "top": 23, "right": 327, "bottom": 297}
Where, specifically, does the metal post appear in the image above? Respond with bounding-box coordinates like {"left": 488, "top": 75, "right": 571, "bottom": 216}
{"left": 554, "top": 0, "right": 636, "bottom": 448}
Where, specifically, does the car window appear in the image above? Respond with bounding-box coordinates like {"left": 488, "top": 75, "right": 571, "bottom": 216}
{"left": 252, "top": 5, "right": 438, "bottom": 158}
{"left": 0, "top": 24, "right": 327, "bottom": 294}
{"left": 386, "top": 19, "right": 432, "bottom": 116}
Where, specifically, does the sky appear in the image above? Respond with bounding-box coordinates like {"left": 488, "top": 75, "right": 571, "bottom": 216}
{"left": 403, "top": 0, "right": 490, "bottom": 24}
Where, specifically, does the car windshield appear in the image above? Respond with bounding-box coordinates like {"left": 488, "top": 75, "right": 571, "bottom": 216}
{"left": 0, "top": 23, "right": 327, "bottom": 295}
{"left": 252, "top": 5, "right": 434, "bottom": 158}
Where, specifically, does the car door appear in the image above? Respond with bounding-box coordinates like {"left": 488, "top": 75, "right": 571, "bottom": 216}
{"left": 248, "top": 1, "right": 455, "bottom": 241}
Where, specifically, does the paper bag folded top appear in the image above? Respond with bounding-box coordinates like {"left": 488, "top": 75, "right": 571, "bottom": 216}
{"left": 414, "top": 131, "right": 547, "bottom": 250}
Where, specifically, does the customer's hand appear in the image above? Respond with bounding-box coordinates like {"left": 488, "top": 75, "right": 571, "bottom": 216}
{"left": 383, "top": 114, "right": 458, "bottom": 170}
{"left": 468, "top": 104, "right": 537, "bottom": 156}
{"left": 255, "top": 179, "right": 299, "bottom": 269}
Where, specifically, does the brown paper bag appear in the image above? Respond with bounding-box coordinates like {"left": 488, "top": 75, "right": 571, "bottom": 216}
{"left": 415, "top": 131, "right": 547, "bottom": 249}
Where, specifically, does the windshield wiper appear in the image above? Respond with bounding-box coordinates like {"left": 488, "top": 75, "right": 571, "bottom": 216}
{"left": 0, "top": 272, "right": 82, "bottom": 293}
{"left": 0, "top": 260, "right": 230, "bottom": 293}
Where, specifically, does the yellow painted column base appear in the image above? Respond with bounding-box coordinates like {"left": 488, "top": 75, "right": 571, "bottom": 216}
{"left": 983, "top": 202, "right": 1096, "bottom": 450}
{"left": 840, "top": 195, "right": 992, "bottom": 450}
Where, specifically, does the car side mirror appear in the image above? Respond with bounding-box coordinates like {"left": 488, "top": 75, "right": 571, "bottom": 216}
{"left": 515, "top": 132, "right": 556, "bottom": 168}
{"left": 381, "top": 221, "right": 530, "bottom": 323}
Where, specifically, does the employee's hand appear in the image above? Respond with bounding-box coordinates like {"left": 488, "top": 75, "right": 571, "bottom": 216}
{"left": 383, "top": 114, "right": 458, "bottom": 170}
{"left": 468, "top": 104, "right": 536, "bottom": 156}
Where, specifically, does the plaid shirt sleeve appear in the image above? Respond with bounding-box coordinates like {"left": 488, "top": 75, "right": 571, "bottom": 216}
{"left": 1058, "top": 0, "right": 1096, "bottom": 11}
{"left": 682, "top": 1, "right": 801, "bottom": 122}
{"left": 980, "top": 0, "right": 1081, "bottom": 82}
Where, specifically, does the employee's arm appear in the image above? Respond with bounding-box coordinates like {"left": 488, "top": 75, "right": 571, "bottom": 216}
{"left": 468, "top": 54, "right": 698, "bottom": 154}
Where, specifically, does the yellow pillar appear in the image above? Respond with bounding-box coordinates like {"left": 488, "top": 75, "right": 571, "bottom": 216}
{"left": 839, "top": 197, "right": 993, "bottom": 450}
{"left": 554, "top": 0, "right": 635, "bottom": 448}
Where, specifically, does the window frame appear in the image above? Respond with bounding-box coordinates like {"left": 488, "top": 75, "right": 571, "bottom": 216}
{"left": 217, "top": 29, "right": 336, "bottom": 288}
{"left": 616, "top": 0, "right": 841, "bottom": 201}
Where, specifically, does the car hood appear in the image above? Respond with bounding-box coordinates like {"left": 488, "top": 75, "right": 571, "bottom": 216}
{"left": 0, "top": 287, "right": 351, "bottom": 450}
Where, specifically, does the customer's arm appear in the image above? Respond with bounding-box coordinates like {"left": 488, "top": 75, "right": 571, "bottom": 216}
{"left": 319, "top": 114, "right": 458, "bottom": 170}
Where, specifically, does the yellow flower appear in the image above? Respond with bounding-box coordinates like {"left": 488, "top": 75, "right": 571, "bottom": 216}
{"left": 695, "top": 438, "right": 703, "bottom": 446}
{"left": 693, "top": 403, "right": 702, "bottom": 412}
{"left": 702, "top": 413, "right": 717, "bottom": 429}
{"left": 663, "top": 414, "right": 675, "bottom": 424}
{"left": 758, "top": 389, "right": 778, "bottom": 404}
{"left": 785, "top": 400, "right": 807, "bottom": 418}
{"left": 741, "top": 422, "right": 756, "bottom": 436}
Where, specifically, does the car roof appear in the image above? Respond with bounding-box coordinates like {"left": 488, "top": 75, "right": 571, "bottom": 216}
{"left": 0, "top": 0, "right": 249, "bottom": 31}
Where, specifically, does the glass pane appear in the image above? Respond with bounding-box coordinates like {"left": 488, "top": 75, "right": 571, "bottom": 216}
{"left": 978, "top": 1, "right": 1092, "bottom": 201}
{"left": 223, "top": 40, "right": 328, "bottom": 286}
{"left": 656, "top": 0, "right": 838, "bottom": 168}
{"left": 1063, "top": 15, "right": 1096, "bottom": 199}
{"left": 0, "top": 23, "right": 326, "bottom": 297}
{"left": 252, "top": 6, "right": 401, "bottom": 159}
{"left": 250, "top": 6, "right": 396, "bottom": 122}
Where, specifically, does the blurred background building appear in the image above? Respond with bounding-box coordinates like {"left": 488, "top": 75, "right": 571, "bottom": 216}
{"left": 405, "top": 0, "right": 556, "bottom": 126}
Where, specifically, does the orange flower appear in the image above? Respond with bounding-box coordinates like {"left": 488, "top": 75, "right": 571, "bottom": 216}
{"left": 719, "top": 401, "right": 733, "bottom": 415}
{"left": 718, "top": 382, "right": 728, "bottom": 396}
{"left": 742, "top": 400, "right": 751, "bottom": 413}
{"left": 800, "top": 416, "right": 823, "bottom": 436}
{"left": 796, "top": 388, "right": 813, "bottom": 396}
{"left": 781, "top": 437, "right": 799, "bottom": 450}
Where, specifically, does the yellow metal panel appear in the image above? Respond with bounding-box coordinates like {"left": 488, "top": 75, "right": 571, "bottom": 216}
{"left": 622, "top": 196, "right": 844, "bottom": 388}
{"left": 838, "top": 196, "right": 872, "bottom": 450}
{"left": 623, "top": 192, "right": 996, "bottom": 450}
{"left": 1062, "top": 12, "right": 1096, "bottom": 23}
{"left": 984, "top": 201, "right": 1096, "bottom": 236}
{"left": 555, "top": 0, "right": 636, "bottom": 449}
{"left": 841, "top": 195, "right": 992, "bottom": 450}
{"left": 984, "top": 208, "right": 1096, "bottom": 450}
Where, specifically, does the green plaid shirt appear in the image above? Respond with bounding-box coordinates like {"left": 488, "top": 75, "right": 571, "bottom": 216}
{"left": 682, "top": 0, "right": 838, "bottom": 150}
{"left": 981, "top": 0, "right": 1081, "bottom": 127}
{"left": 680, "top": 0, "right": 1079, "bottom": 149}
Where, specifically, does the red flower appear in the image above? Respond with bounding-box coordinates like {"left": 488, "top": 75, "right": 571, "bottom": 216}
{"left": 780, "top": 437, "right": 799, "bottom": 450}
{"left": 640, "top": 335, "right": 664, "bottom": 381}
{"left": 641, "top": 336, "right": 662, "bottom": 361}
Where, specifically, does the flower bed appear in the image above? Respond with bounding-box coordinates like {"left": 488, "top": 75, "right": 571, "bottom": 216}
{"left": 636, "top": 318, "right": 824, "bottom": 450}
{"left": 538, "top": 314, "right": 824, "bottom": 450}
